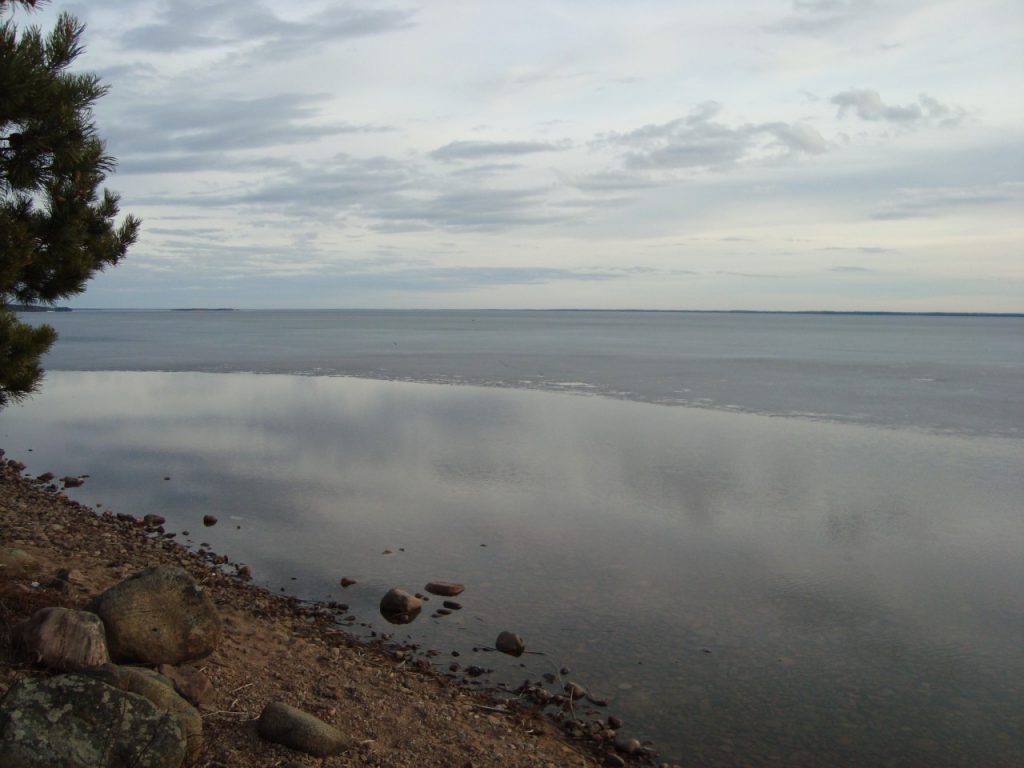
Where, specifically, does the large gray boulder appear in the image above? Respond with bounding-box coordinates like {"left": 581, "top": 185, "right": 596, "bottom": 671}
{"left": 80, "top": 664, "right": 203, "bottom": 766}
{"left": 257, "top": 701, "right": 349, "bottom": 757}
{"left": 0, "top": 674, "right": 187, "bottom": 768}
{"left": 86, "top": 566, "right": 221, "bottom": 665}
{"left": 13, "top": 607, "right": 110, "bottom": 671}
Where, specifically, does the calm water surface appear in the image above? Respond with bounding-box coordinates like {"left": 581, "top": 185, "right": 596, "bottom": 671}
{"left": 2, "top": 366, "right": 1021, "bottom": 767}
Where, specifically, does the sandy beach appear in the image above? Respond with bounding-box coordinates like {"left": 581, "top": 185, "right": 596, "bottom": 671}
{"left": 0, "top": 456, "right": 654, "bottom": 767}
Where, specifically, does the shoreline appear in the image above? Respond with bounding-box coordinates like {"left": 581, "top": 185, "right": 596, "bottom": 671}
{"left": 0, "top": 455, "right": 667, "bottom": 767}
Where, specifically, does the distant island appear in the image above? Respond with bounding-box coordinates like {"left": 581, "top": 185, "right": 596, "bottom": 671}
{"left": 10, "top": 304, "right": 71, "bottom": 313}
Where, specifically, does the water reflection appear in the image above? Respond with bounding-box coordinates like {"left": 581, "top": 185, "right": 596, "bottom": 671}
{"left": 2, "top": 371, "right": 1022, "bottom": 767}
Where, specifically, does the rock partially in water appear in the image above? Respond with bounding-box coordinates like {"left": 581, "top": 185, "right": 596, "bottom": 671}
{"left": 424, "top": 581, "right": 464, "bottom": 597}
{"left": 201, "top": 515, "right": 217, "bottom": 527}
{"left": 14, "top": 607, "right": 110, "bottom": 672}
{"left": 0, "top": 674, "right": 187, "bottom": 768}
{"left": 86, "top": 566, "right": 222, "bottom": 665}
{"left": 564, "top": 681, "right": 588, "bottom": 700}
{"left": 257, "top": 701, "right": 349, "bottom": 757}
{"left": 143, "top": 514, "right": 166, "bottom": 527}
{"left": 495, "top": 631, "right": 525, "bottom": 657}
{"left": 379, "top": 588, "right": 422, "bottom": 624}
{"left": 340, "top": 577, "right": 357, "bottom": 587}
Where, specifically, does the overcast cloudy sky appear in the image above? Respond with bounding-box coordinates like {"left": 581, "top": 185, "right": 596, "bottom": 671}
{"left": 21, "top": 0, "right": 1024, "bottom": 310}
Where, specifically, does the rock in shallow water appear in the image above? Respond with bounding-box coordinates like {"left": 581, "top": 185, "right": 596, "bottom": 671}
{"left": 495, "top": 631, "right": 525, "bottom": 657}
{"left": 424, "top": 581, "right": 464, "bottom": 597}
{"left": 257, "top": 701, "right": 349, "bottom": 757}
{"left": 0, "top": 674, "right": 187, "bottom": 768}
{"left": 379, "top": 588, "right": 422, "bottom": 624}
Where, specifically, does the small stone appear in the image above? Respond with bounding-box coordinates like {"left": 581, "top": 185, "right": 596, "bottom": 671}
{"left": 143, "top": 514, "right": 166, "bottom": 527}
{"left": 608, "top": 716, "right": 624, "bottom": 730}
{"left": 157, "top": 664, "right": 215, "bottom": 710}
{"left": 614, "top": 736, "right": 643, "bottom": 755}
{"left": 202, "top": 515, "right": 217, "bottom": 527}
{"left": 61, "top": 476, "right": 85, "bottom": 488}
{"left": 237, "top": 565, "right": 252, "bottom": 580}
{"left": 442, "top": 600, "right": 462, "bottom": 610}
{"left": 565, "top": 681, "right": 588, "bottom": 700}
{"left": 495, "top": 631, "right": 525, "bottom": 657}
{"left": 340, "top": 577, "right": 357, "bottom": 587}
{"left": 424, "top": 581, "right": 465, "bottom": 597}
{"left": 36, "top": 472, "right": 54, "bottom": 482}
{"left": 257, "top": 701, "right": 348, "bottom": 757}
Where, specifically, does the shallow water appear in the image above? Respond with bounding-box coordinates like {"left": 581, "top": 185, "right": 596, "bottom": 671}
{"left": 3, "top": 371, "right": 1021, "bottom": 766}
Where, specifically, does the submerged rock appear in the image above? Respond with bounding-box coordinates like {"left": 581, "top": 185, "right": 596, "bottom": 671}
{"left": 14, "top": 607, "right": 110, "bottom": 671}
{"left": 257, "top": 701, "right": 348, "bottom": 757}
{"left": 86, "top": 566, "right": 222, "bottom": 665}
{"left": 0, "top": 674, "right": 187, "bottom": 768}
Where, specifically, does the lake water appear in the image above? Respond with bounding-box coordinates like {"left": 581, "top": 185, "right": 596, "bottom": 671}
{"left": 2, "top": 310, "right": 1022, "bottom": 766}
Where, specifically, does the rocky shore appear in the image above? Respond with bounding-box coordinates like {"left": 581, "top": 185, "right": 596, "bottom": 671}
{"left": 0, "top": 454, "right": 670, "bottom": 767}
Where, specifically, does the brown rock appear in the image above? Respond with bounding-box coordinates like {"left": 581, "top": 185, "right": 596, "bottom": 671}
{"left": 86, "top": 566, "right": 222, "bottom": 665}
{"left": 340, "top": 577, "right": 357, "bottom": 588}
{"left": 0, "top": 547, "right": 39, "bottom": 577}
{"left": 379, "top": 588, "right": 422, "bottom": 624}
{"left": 202, "top": 515, "right": 217, "bottom": 527}
{"left": 157, "top": 664, "right": 215, "bottom": 710}
{"left": 61, "top": 476, "right": 85, "bottom": 488}
{"left": 495, "top": 631, "right": 525, "bottom": 657}
{"left": 143, "top": 514, "right": 166, "bottom": 527}
{"left": 14, "top": 607, "right": 110, "bottom": 671}
{"left": 257, "top": 701, "right": 348, "bottom": 757}
{"left": 424, "top": 581, "right": 465, "bottom": 597}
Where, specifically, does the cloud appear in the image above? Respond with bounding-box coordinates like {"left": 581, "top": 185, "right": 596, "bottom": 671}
{"left": 768, "top": 0, "right": 874, "bottom": 35}
{"left": 605, "top": 102, "right": 828, "bottom": 171}
{"left": 430, "top": 141, "right": 566, "bottom": 163}
{"left": 870, "top": 184, "right": 1022, "bottom": 220}
{"left": 106, "top": 93, "right": 392, "bottom": 174}
{"left": 831, "top": 89, "right": 966, "bottom": 126}
{"left": 120, "top": 0, "right": 415, "bottom": 57}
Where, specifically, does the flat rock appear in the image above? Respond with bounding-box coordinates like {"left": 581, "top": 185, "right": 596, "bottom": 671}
{"left": 14, "top": 606, "right": 110, "bottom": 671}
{"left": 0, "top": 674, "right": 187, "bottom": 768}
{"left": 257, "top": 701, "right": 348, "bottom": 757}
{"left": 86, "top": 566, "right": 222, "bottom": 665}
{"left": 81, "top": 664, "right": 202, "bottom": 766}
{"left": 424, "top": 581, "right": 465, "bottom": 597}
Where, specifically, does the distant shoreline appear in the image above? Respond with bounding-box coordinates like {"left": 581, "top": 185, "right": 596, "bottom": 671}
{"left": 52, "top": 307, "right": 1024, "bottom": 318}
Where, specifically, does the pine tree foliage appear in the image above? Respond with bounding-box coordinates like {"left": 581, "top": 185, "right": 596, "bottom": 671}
{"left": 0, "top": 0, "right": 138, "bottom": 406}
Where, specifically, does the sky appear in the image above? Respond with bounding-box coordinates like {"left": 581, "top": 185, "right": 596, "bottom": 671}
{"left": 17, "top": 0, "right": 1024, "bottom": 311}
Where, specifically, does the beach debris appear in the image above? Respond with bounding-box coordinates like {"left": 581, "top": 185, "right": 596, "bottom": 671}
{"left": 201, "top": 515, "right": 217, "bottom": 527}
{"left": 495, "top": 631, "right": 525, "bottom": 657}
{"left": 86, "top": 565, "right": 222, "bottom": 665}
{"left": 0, "top": 674, "right": 188, "bottom": 768}
{"left": 424, "top": 581, "right": 464, "bottom": 597}
{"left": 379, "top": 588, "right": 422, "bottom": 624}
{"left": 257, "top": 701, "right": 349, "bottom": 757}
{"left": 13, "top": 607, "right": 110, "bottom": 671}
